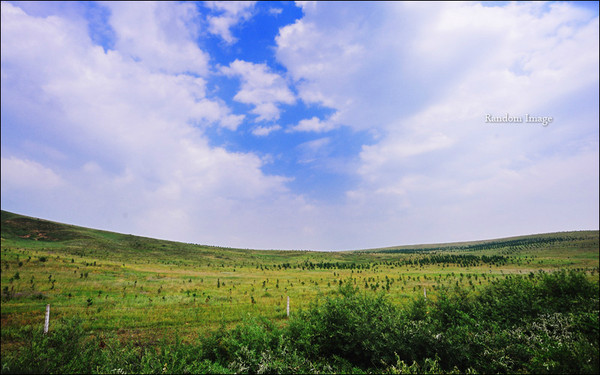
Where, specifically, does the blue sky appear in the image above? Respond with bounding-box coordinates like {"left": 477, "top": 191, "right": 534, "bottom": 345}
{"left": 1, "top": 1, "right": 598, "bottom": 250}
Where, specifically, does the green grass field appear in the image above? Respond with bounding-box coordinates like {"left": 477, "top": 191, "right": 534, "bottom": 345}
{"left": 1, "top": 210, "right": 598, "bottom": 373}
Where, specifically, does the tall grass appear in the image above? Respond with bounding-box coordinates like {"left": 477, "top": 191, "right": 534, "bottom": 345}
{"left": 2, "top": 269, "right": 597, "bottom": 374}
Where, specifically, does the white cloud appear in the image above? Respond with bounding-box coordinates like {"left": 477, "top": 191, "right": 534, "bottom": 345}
{"left": 0, "top": 1, "right": 324, "bottom": 250}
{"left": 275, "top": 2, "right": 599, "bottom": 247}
{"left": 269, "top": 7, "right": 283, "bottom": 16}
{"left": 287, "top": 110, "right": 345, "bottom": 133}
{"left": 277, "top": 2, "right": 599, "bottom": 131}
{"left": 1, "top": 157, "right": 64, "bottom": 190}
{"left": 221, "top": 59, "right": 295, "bottom": 122}
{"left": 296, "top": 137, "right": 331, "bottom": 164}
{"left": 105, "top": 2, "right": 210, "bottom": 75}
{"left": 252, "top": 124, "right": 281, "bottom": 136}
{"left": 205, "top": 1, "right": 256, "bottom": 44}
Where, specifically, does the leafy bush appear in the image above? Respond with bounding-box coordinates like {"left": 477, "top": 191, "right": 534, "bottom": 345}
{"left": 428, "top": 270, "right": 600, "bottom": 373}
{"left": 287, "top": 282, "right": 407, "bottom": 368}
{"left": 2, "top": 317, "right": 93, "bottom": 374}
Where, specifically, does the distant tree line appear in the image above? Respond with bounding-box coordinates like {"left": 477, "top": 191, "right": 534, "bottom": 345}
{"left": 400, "top": 254, "right": 509, "bottom": 267}
{"left": 263, "top": 255, "right": 510, "bottom": 271}
{"left": 374, "top": 235, "right": 592, "bottom": 254}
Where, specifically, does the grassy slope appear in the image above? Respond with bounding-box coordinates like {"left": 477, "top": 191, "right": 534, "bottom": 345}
{"left": 1, "top": 210, "right": 598, "bottom": 350}
{"left": 1, "top": 210, "right": 362, "bottom": 265}
{"left": 3, "top": 209, "right": 597, "bottom": 263}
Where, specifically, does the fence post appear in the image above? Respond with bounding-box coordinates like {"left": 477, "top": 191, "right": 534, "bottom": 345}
{"left": 286, "top": 296, "right": 290, "bottom": 318}
{"left": 44, "top": 304, "right": 50, "bottom": 334}
{"left": 423, "top": 287, "right": 427, "bottom": 300}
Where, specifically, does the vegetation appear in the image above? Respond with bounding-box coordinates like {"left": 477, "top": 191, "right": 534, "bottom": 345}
{"left": 1, "top": 210, "right": 598, "bottom": 373}
{"left": 2, "top": 271, "right": 598, "bottom": 374}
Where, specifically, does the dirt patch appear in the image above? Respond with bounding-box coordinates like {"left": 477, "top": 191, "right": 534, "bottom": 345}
{"left": 18, "top": 230, "right": 50, "bottom": 240}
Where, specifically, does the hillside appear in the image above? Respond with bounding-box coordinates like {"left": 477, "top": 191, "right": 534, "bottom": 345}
{"left": 1, "top": 210, "right": 599, "bottom": 373}
{"left": 3, "top": 209, "right": 598, "bottom": 260}
{"left": 1, "top": 210, "right": 352, "bottom": 266}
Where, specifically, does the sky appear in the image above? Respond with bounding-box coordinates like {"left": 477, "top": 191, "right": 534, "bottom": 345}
{"left": 1, "top": 1, "right": 598, "bottom": 251}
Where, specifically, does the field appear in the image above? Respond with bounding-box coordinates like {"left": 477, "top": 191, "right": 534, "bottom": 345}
{"left": 1, "top": 210, "right": 598, "bottom": 373}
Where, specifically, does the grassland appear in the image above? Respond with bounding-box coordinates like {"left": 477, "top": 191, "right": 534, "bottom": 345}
{"left": 1, "top": 210, "right": 598, "bottom": 373}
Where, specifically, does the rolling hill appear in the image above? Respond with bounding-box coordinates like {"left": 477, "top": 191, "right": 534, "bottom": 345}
{"left": 3, "top": 209, "right": 598, "bottom": 259}
{"left": 1, "top": 209, "right": 598, "bottom": 374}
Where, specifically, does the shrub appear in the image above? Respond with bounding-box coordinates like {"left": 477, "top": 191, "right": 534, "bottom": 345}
{"left": 287, "top": 282, "right": 406, "bottom": 369}
{"left": 2, "top": 317, "right": 94, "bottom": 374}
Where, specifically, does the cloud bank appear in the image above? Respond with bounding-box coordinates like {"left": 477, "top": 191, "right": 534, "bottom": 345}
{"left": 2, "top": 2, "right": 598, "bottom": 250}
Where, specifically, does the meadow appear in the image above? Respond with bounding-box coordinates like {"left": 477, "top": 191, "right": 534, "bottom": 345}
{"left": 1, "top": 210, "right": 598, "bottom": 373}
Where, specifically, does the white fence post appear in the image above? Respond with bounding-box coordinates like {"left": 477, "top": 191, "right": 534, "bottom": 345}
{"left": 44, "top": 304, "right": 50, "bottom": 334}
{"left": 286, "top": 296, "right": 290, "bottom": 318}
{"left": 423, "top": 287, "right": 427, "bottom": 300}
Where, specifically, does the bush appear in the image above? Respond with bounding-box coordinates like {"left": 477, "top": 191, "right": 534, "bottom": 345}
{"left": 2, "top": 317, "right": 94, "bottom": 374}
{"left": 221, "top": 316, "right": 282, "bottom": 373}
{"left": 287, "top": 282, "right": 407, "bottom": 369}
{"left": 427, "top": 270, "right": 600, "bottom": 374}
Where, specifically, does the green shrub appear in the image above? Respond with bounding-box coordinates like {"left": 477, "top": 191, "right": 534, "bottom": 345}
{"left": 222, "top": 316, "right": 282, "bottom": 373}
{"left": 428, "top": 270, "right": 600, "bottom": 374}
{"left": 2, "top": 317, "right": 93, "bottom": 374}
{"left": 287, "top": 282, "right": 406, "bottom": 369}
